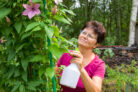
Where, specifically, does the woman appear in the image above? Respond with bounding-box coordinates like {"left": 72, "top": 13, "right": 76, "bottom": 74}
{"left": 55, "top": 21, "right": 106, "bottom": 92}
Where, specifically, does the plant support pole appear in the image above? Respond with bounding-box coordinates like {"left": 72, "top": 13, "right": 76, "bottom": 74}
{"left": 43, "top": 0, "right": 56, "bottom": 92}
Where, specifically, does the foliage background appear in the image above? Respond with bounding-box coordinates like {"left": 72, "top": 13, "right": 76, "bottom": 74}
{"left": 0, "top": 0, "right": 138, "bottom": 92}
{"left": 61, "top": 0, "right": 138, "bottom": 46}
{"left": 0, "top": 0, "right": 75, "bottom": 91}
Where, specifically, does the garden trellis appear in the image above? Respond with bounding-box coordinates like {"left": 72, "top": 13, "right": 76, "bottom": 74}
{"left": 43, "top": 0, "right": 56, "bottom": 92}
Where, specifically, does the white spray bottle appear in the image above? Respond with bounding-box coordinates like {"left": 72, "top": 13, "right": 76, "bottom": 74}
{"left": 60, "top": 48, "right": 80, "bottom": 88}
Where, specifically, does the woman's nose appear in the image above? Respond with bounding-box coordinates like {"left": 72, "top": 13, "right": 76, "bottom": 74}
{"left": 82, "top": 34, "right": 87, "bottom": 39}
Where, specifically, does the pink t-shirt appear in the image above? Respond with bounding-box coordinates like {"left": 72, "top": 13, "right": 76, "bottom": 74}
{"left": 57, "top": 52, "right": 105, "bottom": 92}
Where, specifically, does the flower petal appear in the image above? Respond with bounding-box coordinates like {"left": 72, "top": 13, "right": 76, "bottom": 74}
{"left": 60, "top": 0, "right": 63, "bottom": 3}
{"left": 29, "top": 0, "right": 32, "bottom": 2}
{"left": 23, "top": 4, "right": 31, "bottom": 9}
{"left": 34, "top": 9, "right": 41, "bottom": 15}
{"left": 34, "top": 4, "right": 40, "bottom": 9}
{"left": 28, "top": 11, "right": 36, "bottom": 19}
{"left": 55, "top": 0, "right": 59, "bottom": 5}
{"left": 22, "top": 9, "right": 31, "bottom": 15}
{"left": 55, "top": 0, "right": 62, "bottom": 5}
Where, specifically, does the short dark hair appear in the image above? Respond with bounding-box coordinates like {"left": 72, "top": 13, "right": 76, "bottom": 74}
{"left": 82, "top": 21, "right": 106, "bottom": 43}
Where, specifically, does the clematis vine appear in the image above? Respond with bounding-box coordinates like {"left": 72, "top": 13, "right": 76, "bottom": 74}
{"left": 59, "top": 27, "right": 62, "bottom": 33}
{"left": 52, "top": 5, "right": 57, "bottom": 15}
{"left": 0, "top": 37, "right": 6, "bottom": 44}
{"left": 55, "top": 0, "right": 63, "bottom": 5}
{"left": 5, "top": 16, "right": 11, "bottom": 23}
{"left": 22, "top": 0, "right": 41, "bottom": 19}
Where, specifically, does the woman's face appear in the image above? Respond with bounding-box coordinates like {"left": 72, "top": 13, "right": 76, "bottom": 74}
{"left": 78, "top": 28, "right": 98, "bottom": 49}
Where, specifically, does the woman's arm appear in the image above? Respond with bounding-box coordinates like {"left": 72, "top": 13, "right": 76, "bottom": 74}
{"left": 69, "top": 51, "right": 103, "bottom": 92}
{"left": 80, "top": 68, "right": 103, "bottom": 92}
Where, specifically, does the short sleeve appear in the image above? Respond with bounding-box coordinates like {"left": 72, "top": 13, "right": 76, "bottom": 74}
{"left": 57, "top": 53, "right": 66, "bottom": 67}
{"left": 93, "top": 62, "right": 105, "bottom": 79}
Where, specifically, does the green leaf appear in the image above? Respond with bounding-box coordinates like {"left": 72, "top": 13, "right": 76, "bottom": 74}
{"left": 28, "top": 80, "right": 43, "bottom": 87}
{"left": 32, "top": 0, "right": 41, "bottom": 3}
{"left": 46, "top": 67, "right": 55, "bottom": 79}
{"left": 11, "top": 81, "right": 21, "bottom": 92}
{"left": 30, "top": 55, "right": 44, "bottom": 62}
{"left": 0, "top": 8, "right": 11, "bottom": 20}
{"left": 0, "top": 88, "right": 4, "bottom": 92}
{"left": 48, "top": 44, "right": 60, "bottom": 59}
{"left": 93, "top": 48, "right": 101, "bottom": 55}
{"left": 59, "top": 46, "right": 69, "bottom": 54}
{"left": 21, "top": 59, "right": 28, "bottom": 72}
{"left": 45, "top": 26, "right": 54, "bottom": 40}
{"left": 39, "top": 68, "right": 45, "bottom": 78}
{"left": 14, "top": 22, "right": 22, "bottom": 33}
{"left": 59, "top": 36, "right": 66, "bottom": 42}
{"left": 27, "top": 86, "right": 36, "bottom": 91}
{"left": 40, "top": 21, "right": 45, "bottom": 27}
{"left": 14, "top": 69, "right": 20, "bottom": 77}
{"left": 22, "top": 71, "right": 27, "bottom": 82}
{"left": 16, "top": 43, "right": 26, "bottom": 53}
{"left": 21, "top": 32, "right": 32, "bottom": 40}
{"left": 27, "top": 80, "right": 43, "bottom": 91}
{"left": 75, "top": 48, "right": 80, "bottom": 51}
{"left": 45, "top": 19, "right": 52, "bottom": 24}
{"left": 3, "top": 27, "right": 12, "bottom": 36}
{"left": 104, "top": 48, "right": 114, "bottom": 58}
{"left": 52, "top": 38, "right": 58, "bottom": 43}
{"left": 33, "top": 31, "right": 44, "bottom": 38}
{"left": 53, "top": 26, "right": 59, "bottom": 36}
{"left": 11, "top": 85, "right": 19, "bottom": 92}
{"left": 61, "top": 9, "right": 76, "bottom": 16}
{"left": 32, "top": 26, "right": 41, "bottom": 32}
{"left": 25, "top": 22, "right": 39, "bottom": 32}
{"left": 66, "top": 17, "right": 72, "bottom": 23}
{"left": 19, "top": 85, "right": 25, "bottom": 92}
{"left": 53, "top": 15, "right": 71, "bottom": 25}
{"left": 49, "top": 44, "right": 69, "bottom": 60}
{"left": 7, "top": 48, "right": 15, "bottom": 61}
{"left": 7, "top": 67, "right": 14, "bottom": 79}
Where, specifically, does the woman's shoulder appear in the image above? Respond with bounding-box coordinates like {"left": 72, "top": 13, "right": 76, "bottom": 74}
{"left": 59, "top": 50, "right": 75, "bottom": 61}
{"left": 95, "top": 55, "right": 104, "bottom": 63}
{"left": 57, "top": 51, "right": 73, "bottom": 66}
{"left": 93, "top": 55, "right": 105, "bottom": 67}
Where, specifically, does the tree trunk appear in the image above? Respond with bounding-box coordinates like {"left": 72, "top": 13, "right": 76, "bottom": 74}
{"left": 85, "top": 0, "right": 88, "bottom": 21}
{"left": 118, "top": 0, "right": 122, "bottom": 44}
{"left": 103, "top": 0, "right": 106, "bottom": 25}
{"left": 109, "top": 1, "right": 112, "bottom": 36}
{"left": 128, "top": 0, "right": 138, "bottom": 47}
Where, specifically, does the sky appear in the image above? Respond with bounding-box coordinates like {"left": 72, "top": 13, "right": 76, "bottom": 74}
{"left": 71, "top": 0, "right": 111, "bottom": 11}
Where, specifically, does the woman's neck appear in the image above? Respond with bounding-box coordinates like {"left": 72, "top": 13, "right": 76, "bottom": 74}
{"left": 78, "top": 46, "right": 95, "bottom": 59}
{"left": 78, "top": 46, "right": 95, "bottom": 67}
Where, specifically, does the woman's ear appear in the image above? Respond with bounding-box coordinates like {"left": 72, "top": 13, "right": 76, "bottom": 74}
{"left": 96, "top": 43, "right": 100, "bottom": 47}
{"left": 93, "top": 43, "right": 100, "bottom": 48}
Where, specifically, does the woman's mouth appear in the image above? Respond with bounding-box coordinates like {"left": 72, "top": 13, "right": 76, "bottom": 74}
{"left": 80, "top": 38, "right": 87, "bottom": 42}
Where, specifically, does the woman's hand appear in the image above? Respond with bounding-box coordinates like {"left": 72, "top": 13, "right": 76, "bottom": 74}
{"left": 69, "top": 51, "right": 84, "bottom": 70}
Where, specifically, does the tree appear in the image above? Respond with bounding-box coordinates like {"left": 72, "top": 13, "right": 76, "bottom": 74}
{"left": 128, "top": 0, "right": 138, "bottom": 47}
{"left": 63, "top": 0, "right": 132, "bottom": 46}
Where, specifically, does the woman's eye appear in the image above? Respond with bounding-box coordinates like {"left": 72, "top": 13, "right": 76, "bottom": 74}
{"left": 82, "top": 32, "right": 86, "bottom": 35}
{"left": 88, "top": 34, "right": 93, "bottom": 38}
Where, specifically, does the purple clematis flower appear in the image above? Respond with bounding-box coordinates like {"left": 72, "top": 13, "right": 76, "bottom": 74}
{"left": 55, "top": 0, "right": 63, "bottom": 5}
{"left": 22, "top": 1, "right": 41, "bottom": 19}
